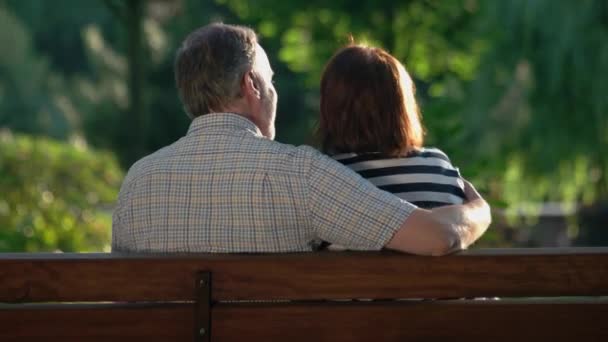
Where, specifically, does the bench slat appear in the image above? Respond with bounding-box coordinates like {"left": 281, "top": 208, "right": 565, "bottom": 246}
{"left": 1, "top": 249, "right": 607, "bottom": 302}
{"left": 212, "top": 300, "right": 608, "bottom": 341}
{"left": 3, "top": 300, "right": 606, "bottom": 341}
{"left": 0, "top": 303, "right": 193, "bottom": 341}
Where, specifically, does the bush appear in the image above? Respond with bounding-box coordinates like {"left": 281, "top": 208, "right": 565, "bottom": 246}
{"left": 0, "top": 131, "right": 123, "bottom": 252}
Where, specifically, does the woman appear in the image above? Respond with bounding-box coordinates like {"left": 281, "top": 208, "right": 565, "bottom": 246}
{"left": 318, "top": 44, "right": 466, "bottom": 211}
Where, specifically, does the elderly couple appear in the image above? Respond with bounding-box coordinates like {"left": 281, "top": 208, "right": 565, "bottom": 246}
{"left": 112, "top": 23, "right": 491, "bottom": 256}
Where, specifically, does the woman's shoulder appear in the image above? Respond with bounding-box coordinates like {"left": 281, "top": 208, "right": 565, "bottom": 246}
{"left": 405, "top": 147, "right": 452, "bottom": 163}
{"left": 330, "top": 148, "right": 452, "bottom": 161}
{"left": 330, "top": 149, "right": 459, "bottom": 175}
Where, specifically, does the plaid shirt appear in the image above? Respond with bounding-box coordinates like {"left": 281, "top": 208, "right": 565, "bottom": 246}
{"left": 112, "top": 113, "right": 416, "bottom": 252}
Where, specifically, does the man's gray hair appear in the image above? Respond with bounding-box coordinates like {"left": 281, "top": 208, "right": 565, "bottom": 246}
{"left": 175, "top": 23, "right": 257, "bottom": 118}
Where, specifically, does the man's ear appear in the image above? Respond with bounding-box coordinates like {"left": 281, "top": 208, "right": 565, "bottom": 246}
{"left": 242, "top": 70, "right": 261, "bottom": 99}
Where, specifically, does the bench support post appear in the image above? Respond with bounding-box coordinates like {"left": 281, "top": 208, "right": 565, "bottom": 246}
{"left": 195, "top": 271, "right": 211, "bottom": 342}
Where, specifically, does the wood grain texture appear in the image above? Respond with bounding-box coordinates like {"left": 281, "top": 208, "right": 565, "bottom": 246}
{"left": 1, "top": 248, "right": 607, "bottom": 302}
{"left": 212, "top": 300, "right": 608, "bottom": 342}
{"left": 0, "top": 303, "right": 194, "bottom": 341}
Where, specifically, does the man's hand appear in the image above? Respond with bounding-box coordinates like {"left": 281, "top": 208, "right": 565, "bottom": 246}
{"left": 449, "top": 179, "right": 492, "bottom": 250}
{"left": 385, "top": 179, "right": 492, "bottom": 256}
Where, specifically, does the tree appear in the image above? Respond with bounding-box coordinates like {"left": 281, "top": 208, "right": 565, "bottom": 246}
{"left": 464, "top": 0, "right": 608, "bottom": 205}
{"left": 102, "top": 0, "right": 148, "bottom": 164}
{"left": 0, "top": 5, "right": 71, "bottom": 139}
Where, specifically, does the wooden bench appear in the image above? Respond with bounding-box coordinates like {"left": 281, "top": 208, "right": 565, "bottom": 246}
{"left": 1, "top": 248, "right": 607, "bottom": 341}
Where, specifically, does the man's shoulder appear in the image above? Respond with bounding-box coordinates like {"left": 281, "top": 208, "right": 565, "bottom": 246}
{"left": 121, "top": 143, "right": 177, "bottom": 186}
{"left": 123, "top": 138, "right": 327, "bottom": 183}
{"left": 232, "top": 130, "right": 312, "bottom": 156}
{"left": 264, "top": 141, "right": 324, "bottom": 159}
{"left": 253, "top": 140, "right": 330, "bottom": 172}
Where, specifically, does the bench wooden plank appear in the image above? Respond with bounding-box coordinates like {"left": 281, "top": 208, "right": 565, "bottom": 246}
{"left": 0, "top": 303, "right": 193, "bottom": 341}
{"left": 212, "top": 300, "right": 608, "bottom": 341}
{"left": 1, "top": 248, "right": 607, "bottom": 302}
{"left": 3, "top": 300, "right": 606, "bottom": 341}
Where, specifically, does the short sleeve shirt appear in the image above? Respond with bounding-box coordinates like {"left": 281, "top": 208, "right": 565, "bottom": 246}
{"left": 112, "top": 113, "right": 417, "bottom": 252}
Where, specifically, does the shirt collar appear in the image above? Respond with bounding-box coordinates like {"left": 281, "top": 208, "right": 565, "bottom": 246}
{"left": 187, "top": 113, "right": 263, "bottom": 137}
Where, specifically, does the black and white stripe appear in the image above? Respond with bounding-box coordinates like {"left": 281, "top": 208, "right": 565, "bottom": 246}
{"left": 333, "top": 148, "right": 465, "bottom": 209}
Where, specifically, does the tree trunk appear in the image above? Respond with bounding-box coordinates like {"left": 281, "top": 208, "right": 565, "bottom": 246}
{"left": 125, "top": 0, "right": 146, "bottom": 165}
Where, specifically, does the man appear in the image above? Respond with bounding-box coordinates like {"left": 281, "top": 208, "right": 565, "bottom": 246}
{"left": 112, "top": 23, "right": 491, "bottom": 256}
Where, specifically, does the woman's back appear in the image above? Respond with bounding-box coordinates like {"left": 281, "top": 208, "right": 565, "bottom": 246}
{"left": 333, "top": 147, "right": 465, "bottom": 209}
{"left": 317, "top": 44, "right": 475, "bottom": 251}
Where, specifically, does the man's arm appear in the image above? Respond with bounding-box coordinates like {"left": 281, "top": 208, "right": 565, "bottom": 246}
{"left": 385, "top": 180, "right": 491, "bottom": 256}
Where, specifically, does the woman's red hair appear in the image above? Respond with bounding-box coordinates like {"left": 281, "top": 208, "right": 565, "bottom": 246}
{"left": 318, "top": 45, "right": 424, "bottom": 156}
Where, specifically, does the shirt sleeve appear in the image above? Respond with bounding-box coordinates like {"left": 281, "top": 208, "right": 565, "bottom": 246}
{"left": 426, "top": 147, "right": 466, "bottom": 199}
{"left": 305, "top": 150, "right": 418, "bottom": 250}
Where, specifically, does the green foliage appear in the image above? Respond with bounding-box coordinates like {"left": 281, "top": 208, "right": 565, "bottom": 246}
{"left": 0, "top": 6, "right": 71, "bottom": 138}
{"left": 460, "top": 0, "right": 608, "bottom": 207}
{"left": 0, "top": 131, "right": 123, "bottom": 252}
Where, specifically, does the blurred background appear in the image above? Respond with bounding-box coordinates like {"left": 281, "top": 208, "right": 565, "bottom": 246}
{"left": 1, "top": 0, "right": 607, "bottom": 252}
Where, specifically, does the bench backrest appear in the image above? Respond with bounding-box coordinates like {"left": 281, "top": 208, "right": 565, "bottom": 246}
{"left": 1, "top": 248, "right": 608, "bottom": 341}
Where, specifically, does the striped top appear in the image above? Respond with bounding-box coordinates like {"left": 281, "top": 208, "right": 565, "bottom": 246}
{"left": 333, "top": 148, "right": 466, "bottom": 209}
